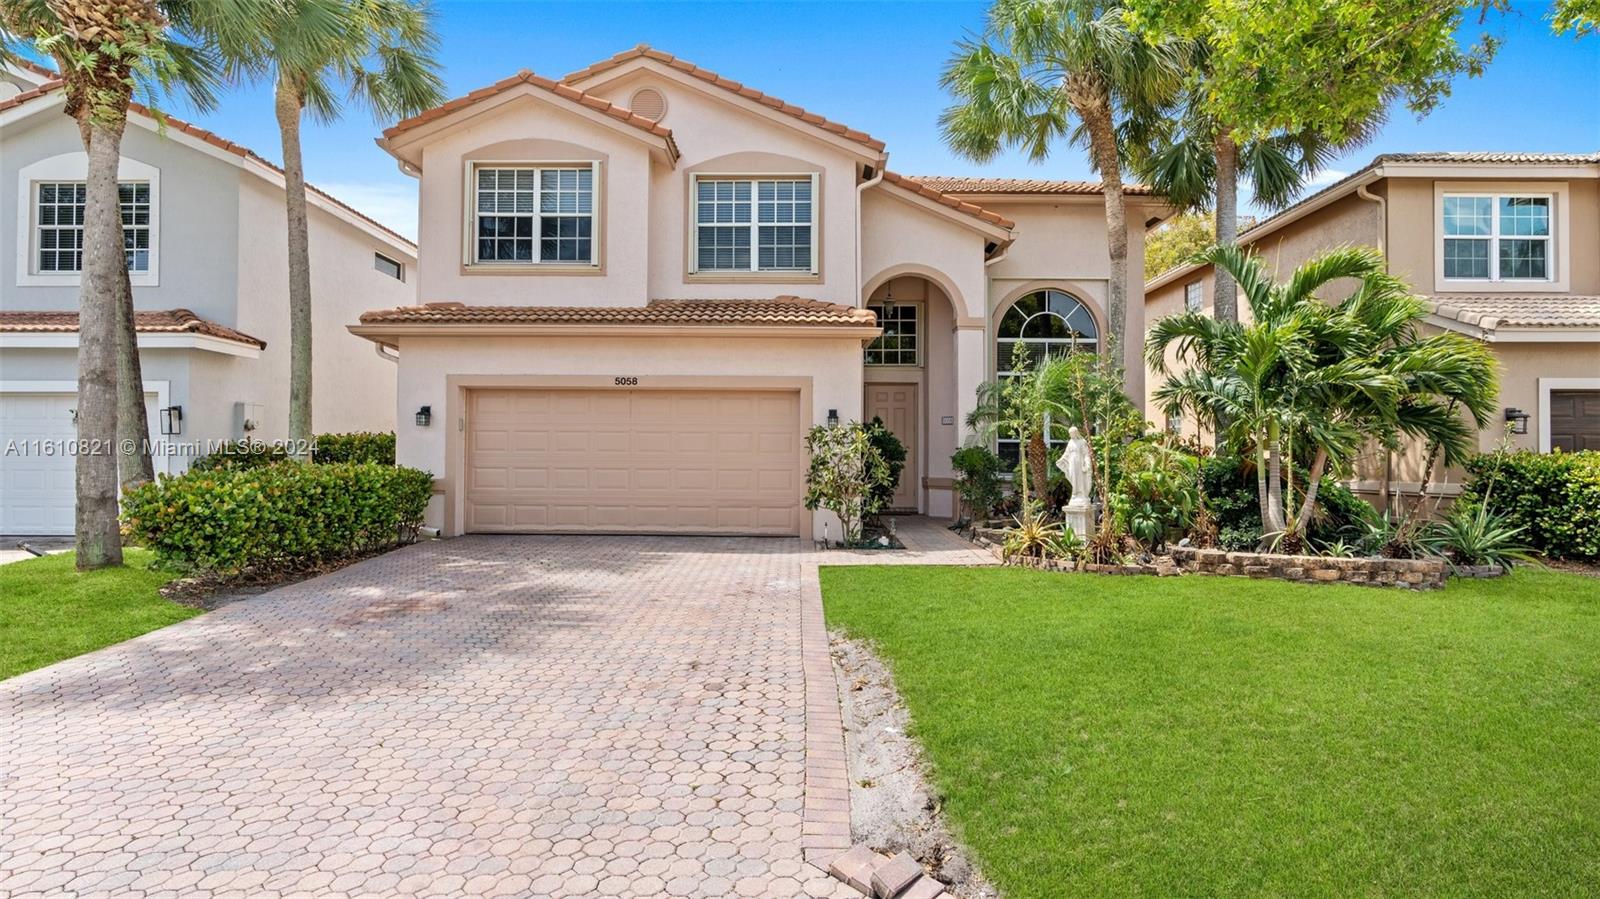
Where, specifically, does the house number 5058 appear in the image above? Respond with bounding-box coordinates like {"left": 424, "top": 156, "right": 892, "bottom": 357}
{"left": 614, "top": 377, "right": 638, "bottom": 386}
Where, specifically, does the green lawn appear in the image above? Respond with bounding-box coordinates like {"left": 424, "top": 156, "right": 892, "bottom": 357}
{"left": 821, "top": 565, "right": 1600, "bottom": 898}
{"left": 1, "top": 550, "right": 198, "bottom": 680}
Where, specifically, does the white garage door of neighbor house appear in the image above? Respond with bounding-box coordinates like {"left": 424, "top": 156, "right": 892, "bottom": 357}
{"left": 466, "top": 388, "right": 803, "bottom": 536}
{"left": 0, "top": 392, "right": 159, "bottom": 536}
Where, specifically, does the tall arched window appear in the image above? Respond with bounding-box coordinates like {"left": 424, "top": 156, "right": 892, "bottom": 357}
{"left": 994, "top": 289, "right": 1099, "bottom": 464}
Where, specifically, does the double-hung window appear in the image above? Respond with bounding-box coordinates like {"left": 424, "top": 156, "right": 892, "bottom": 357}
{"left": 1442, "top": 194, "right": 1552, "bottom": 281}
{"left": 472, "top": 164, "right": 597, "bottom": 265}
{"left": 35, "top": 181, "right": 151, "bottom": 273}
{"left": 693, "top": 176, "right": 816, "bottom": 273}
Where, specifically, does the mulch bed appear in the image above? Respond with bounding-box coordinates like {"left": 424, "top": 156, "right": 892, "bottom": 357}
{"left": 158, "top": 544, "right": 407, "bottom": 610}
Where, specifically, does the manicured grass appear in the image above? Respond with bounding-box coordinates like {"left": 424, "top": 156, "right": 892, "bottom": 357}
{"left": 1, "top": 550, "right": 198, "bottom": 680}
{"left": 821, "top": 566, "right": 1600, "bottom": 898}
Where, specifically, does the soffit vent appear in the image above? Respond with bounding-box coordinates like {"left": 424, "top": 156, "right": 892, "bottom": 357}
{"left": 629, "top": 87, "right": 667, "bottom": 122}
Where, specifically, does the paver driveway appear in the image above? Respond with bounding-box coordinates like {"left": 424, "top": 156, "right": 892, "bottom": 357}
{"left": 0, "top": 536, "right": 862, "bottom": 899}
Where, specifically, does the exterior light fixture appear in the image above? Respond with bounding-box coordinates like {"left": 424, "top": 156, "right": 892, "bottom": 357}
{"left": 416, "top": 405, "right": 432, "bottom": 427}
{"left": 826, "top": 409, "right": 839, "bottom": 428}
{"left": 1503, "top": 407, "right": 1529, "bottom": 435}
{"left": 160, "top": 405, "right": 183, "bottom": 436}
{"left": 880, "top": 281, "right": 895, "bottom": 316}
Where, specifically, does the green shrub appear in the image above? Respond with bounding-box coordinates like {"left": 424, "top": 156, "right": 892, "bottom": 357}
{"left": 312, "top": 431, "right": 397, "bottom": 465}
{"left": 1463, "top": 450, "right": 1600, "bottom": 560}
{"left": 189, "top": 440, "right": 288, "bottom": 472}
{"left": 952, "top": 446, "right": 1006, "bottom": 520}
{"left": 122, "top": 462, "right": 434, "bottom": 575}
{"left": 866, "top": 417, "right": 907, "bottom": 512}
{"left": 1200, "top": 453, "right": 1374, "bottom": 551}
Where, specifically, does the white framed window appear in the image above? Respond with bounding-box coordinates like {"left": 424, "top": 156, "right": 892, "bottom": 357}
{"left": 373, "top": 252, "right": 404, "bottom": 281}
{"left": 994, "top": 289, "right": 1099, "bottom": 466}
{"left": 16, "top": 153, "right": 160, "bottom": 287}
{"left": 691, "top": 175, "right": 817, "bottom": 273}
{"left": 864, "top": 303, "right": 919, "bottom": 366}
{"left": 469, "top": 163, "right": 598, "bottom": 266}
{"left": 1184, "top": 280, "right": 1204, "bottom": 313}
{"left": 1442, "top": 193, "right": 1553, "bottom": 281}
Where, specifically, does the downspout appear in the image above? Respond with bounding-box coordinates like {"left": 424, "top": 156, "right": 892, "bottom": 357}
{"left": 855, "top": 158, "right": 887, "bottom": 307}
{"left": 1357, "top": 176, "right": 1391, "bottom": 512}
{"left": 374, "top": 342, "right": 399, "bottom": 363}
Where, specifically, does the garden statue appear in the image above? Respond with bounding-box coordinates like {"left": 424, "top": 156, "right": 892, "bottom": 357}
{"left": 1057, "top": 427, "right": 1094, "bottom": 539}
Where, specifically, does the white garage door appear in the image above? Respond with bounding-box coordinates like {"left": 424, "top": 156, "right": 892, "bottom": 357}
{"left": 1, "top": 392, "right": 159, "bottom": 535}
{"left": 465, "top": 388, "right": 803, "bottom": 535}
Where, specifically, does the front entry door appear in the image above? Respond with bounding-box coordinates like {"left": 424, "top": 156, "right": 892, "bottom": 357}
{"left": 865, "top": 383, "right": 918, "bottom": 512}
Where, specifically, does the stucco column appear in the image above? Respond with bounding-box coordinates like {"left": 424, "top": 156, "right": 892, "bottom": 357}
{"left": 954, "top": 324, "right": 986, "bottom": 447}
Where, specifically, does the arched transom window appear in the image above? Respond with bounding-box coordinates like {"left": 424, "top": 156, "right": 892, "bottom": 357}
{"left": 995, "top": 289, "right": 1099, "bottom": 464}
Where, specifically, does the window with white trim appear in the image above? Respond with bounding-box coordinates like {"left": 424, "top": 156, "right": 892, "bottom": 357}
{"left": 864, "top": 303, "right": 919, "bottom": 365}
{"left": 1184, "top": 280, "right": 1204, "bottom": 312}
{"left": 994, "top": 289, "right": 1099, "bottom": 466}
{"left": 35, "top": 181, "right": 151, "bottom": 273}
{"left": 1442, "top": 194, "right": 1552, "bottom": 281}
{"left": 692, "top": 176, "right": 816, "bottom": 273}
{"left": 472, "top": 164, "right": 596, "bottom": 265}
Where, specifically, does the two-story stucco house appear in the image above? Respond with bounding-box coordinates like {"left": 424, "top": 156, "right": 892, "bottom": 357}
{"left": 0, "top": 61, "right": 418, "bottom": 535}
{"left": 348, "top": 46, "right": 1167, "bottom": 540}
{"left": 1145, "top": 151, "right": 1600, "bottom": 502}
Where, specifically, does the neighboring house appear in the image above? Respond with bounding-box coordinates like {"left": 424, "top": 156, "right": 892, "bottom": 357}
{"left": 1145, "top": 151, "right": 1600, "bottom": 501}
{"left": 349, "top": 46, "right": 1168, "bottom": 539}
{"left": 0, "top": 62, "right": 417, "bottom": 535}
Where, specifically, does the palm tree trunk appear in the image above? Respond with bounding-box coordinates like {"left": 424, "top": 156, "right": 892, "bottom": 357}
{"left": 113, "top": 217, "right": 154, "bottom": 487}
{"left": 1264, "top": 422, "right": 1287, "bottom": 537}
{"left": 75, "top": 117, "right": 127, "bottom": 569}
{"left": 1254, "top": 438, "right": 1270, "bottom": 530}
{"left": 1080, "top": 99, "right": 1128, "bottom": 376}
{"left": 1213, "top": 131, "right": 1239, "bottom": 323}
{"left": 276, "top": 77, "right": 314, "bottom": 456}
{"left": 1026, "top": 431, "right": 1049, "bottom": 512}
{"left": 1294, "top": 446, "right": 1329, "bottom": 532}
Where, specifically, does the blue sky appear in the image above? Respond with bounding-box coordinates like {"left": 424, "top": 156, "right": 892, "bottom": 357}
{"left": 96, "top": 1, "right": 1599, "bottom": 239}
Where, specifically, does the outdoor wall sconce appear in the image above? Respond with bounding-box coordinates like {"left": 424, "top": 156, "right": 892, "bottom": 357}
{"left": 826, "top": 409, "right": 839, "bottom": 428}
{"left": 1504, "top": 407, "right": 1530, "bottom": 435}
{"left": 415, "top": 405, "right": 432, "bottom": 427}
{"left": 160, "top": 405, "right": 183, "bottom": 436}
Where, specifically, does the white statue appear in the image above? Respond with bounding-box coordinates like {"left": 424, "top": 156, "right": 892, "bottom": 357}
{"left": 1057, "top": 426, "right": 1092, "bottom": 509}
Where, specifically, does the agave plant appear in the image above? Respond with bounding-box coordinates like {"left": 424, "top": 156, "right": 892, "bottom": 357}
{"left": 1002, "top": 507, "right": 1082, "bottom": 563}
{"left": 1422, "top": 502, "right": 1538, "bottom": 571}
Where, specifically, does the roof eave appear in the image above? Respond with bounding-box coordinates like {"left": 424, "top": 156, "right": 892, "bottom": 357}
{"left": 348, "top": 321, "right": 883, "bottom": 343}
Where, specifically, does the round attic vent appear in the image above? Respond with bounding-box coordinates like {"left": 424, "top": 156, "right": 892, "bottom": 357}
{"left": 629, "top": 87, "right": 667, "bottom": 122}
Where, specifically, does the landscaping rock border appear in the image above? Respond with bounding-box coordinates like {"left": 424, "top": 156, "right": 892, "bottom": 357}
{"left": 1170, "top": 547, "right": 1447, "bottom": 589}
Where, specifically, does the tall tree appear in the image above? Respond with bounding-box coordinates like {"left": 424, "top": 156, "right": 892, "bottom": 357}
{"left": 1, "top": 0, "right": 225, "bottom": 568}
{"left": 1126, "top": 0, "right": 1502, "bottom": 322}
{"left": 941, "top": 0, "right": 1183, "bottom": 373}
{"left": 1148, "top": 246, "right": 1497, "bottom": 548}
{"left": 224, "top": 0, "right": 444, "bottom": 454}
{"left": 1143, "top": 210, "right": 1212, "bottom": 280}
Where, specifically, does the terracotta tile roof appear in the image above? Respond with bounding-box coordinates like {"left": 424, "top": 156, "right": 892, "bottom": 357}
{"left": 1429, "top": 295, "right": 1600, "bottom": 332}
{"left": 0, "top": 77, "right": 415, "bottom": 249}
{"left": 0, "top": 309, "right": 267, "bottom": 348}
{"left": 1383, "top": 151, "right": 1600, "bottom": 165}
{"left": 359, "top": 297, "right": 878, "bottom": 328}
{"left": 382, "top": 69, "right": 679, "bottom": 160}
{"left": 879, "top": 172, "right": 1015, "bottom": 230}
{"left": 910, "top": 175, "right": 1156, "bottom": 196}
{"left": 562, "top": 45, "right": 886, "bottom": 153}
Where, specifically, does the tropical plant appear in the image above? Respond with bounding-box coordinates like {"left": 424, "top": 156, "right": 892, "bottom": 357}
{"left": 1463, "top": 450, "right": 1600, "bottom": 561}
{"left": 1421, "top": 501, "right": 1536, "bottom": 571}
{"left": 1, "top": 0, "right": 234, "bottom": 568}
{"left": 221, "top": 0, "right": 444, "bottom": 454}
{"left": 968, "top": 343, "right": 1057, "bottom": 507}
{"left": 1149, "top": 245, "right": 1497, "bottom": 550}
{"left": 1112, "top": 438, "right": 1199, "bottom": 549}
{"left": 952, "top": 445, "right": 1007, "bottom": 522}
{"left": 1002, "top": 510, "right": 1083, "bottom": 562}
{"left": 803, "top": 421, "right": 895, "bottom": 546}
{"left": 866, "top": 417, "right": 908, "bottom": 513}
{"left": 940, "top": 0, "right": 1183, "bottom": 369}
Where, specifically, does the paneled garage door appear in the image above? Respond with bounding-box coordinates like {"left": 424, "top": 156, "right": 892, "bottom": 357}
{"left": 0, "top": 391, "right": 159, "bottom": 535}
{"left": 465, "top": 388, "right": 803, "bottom": 535}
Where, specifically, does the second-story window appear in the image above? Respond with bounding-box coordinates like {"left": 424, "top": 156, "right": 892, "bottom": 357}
{"left": 36, "top": 181, "right": 151, "bottom": 273}
{"left": 693, "top": 176, "right": 816, "bottom": 273}
{"left": 473, "top": 164, "right": 595, "bottom": 265}
{"left": 1184, "top": 280, "right": 1204, "bottom": 313}
{"left": 1442, "top": 194, "right": 1551, "bottom": 281}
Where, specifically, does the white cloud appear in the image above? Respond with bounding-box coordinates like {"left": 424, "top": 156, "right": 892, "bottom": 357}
{"left": 314, "top": 181, "right": 419, "bottom": 241}
{"left": 1308, "top": 168, "right": 1351, "bottom": 187}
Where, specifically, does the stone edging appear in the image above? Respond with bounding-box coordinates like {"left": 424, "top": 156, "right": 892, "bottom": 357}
{"left": 1170, "top": 547, "right": 1448, "bottom": 589}
{"left": 798, "top": 563, "right": 852, "bottom": 874}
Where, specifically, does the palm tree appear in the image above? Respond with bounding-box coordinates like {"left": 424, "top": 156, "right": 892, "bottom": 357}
{"left": 941, "top": 0, "right": 1183, "bottom": 372}
{"left": 1147, "top": 245, "right": 1497, "bottom": 547}
{"left": 1128, "top": 41, "right": 1381, "bottom": 323}
{"left": 968, "top": 343, "right": 1060, "bottom": 509}
{"left": 1, "top": 0, "right": 226, "bottom": 568}
{"left": 224, "top": 0, "right": 444, "bottom": 454}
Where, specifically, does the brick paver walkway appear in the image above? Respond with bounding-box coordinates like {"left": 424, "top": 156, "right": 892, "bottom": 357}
{"left": 0, "top": 536, "right": 861, "bottom": 899}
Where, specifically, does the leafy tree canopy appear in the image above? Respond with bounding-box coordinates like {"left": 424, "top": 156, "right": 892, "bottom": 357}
{"left": 1145, "top": 211, "right": 1212, "bottom": 278}
{"left": 1552, "top": 0, "right": 1600, "bottom": 36}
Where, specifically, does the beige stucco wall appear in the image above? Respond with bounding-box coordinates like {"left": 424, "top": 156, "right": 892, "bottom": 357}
{"left": 235, "top": 176, "right": 409, "bottom": 440}
{"left": 391, "top": 333, "right": 866, "bottom": 540}
{"left": 859, "top": 190, "right": 989, "bottom": 322}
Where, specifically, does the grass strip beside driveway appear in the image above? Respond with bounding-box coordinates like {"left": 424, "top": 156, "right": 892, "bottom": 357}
{"left": 821, "top": 565, "right": 1600, "bottom": 899}
{"left": 1, "top": 549, "right": 197, "bottom": 680}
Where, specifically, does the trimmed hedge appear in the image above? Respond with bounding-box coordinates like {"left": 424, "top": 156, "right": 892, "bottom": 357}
{"left": 189, "top": 440, "right": 289, "bottom": 472}
{"left": 313, "top": 431, "right": 396, "bottom": 465}
{"left": 1462, "top": 450, "right": 1600, "bottom": 560}
{"left": 122, "top": 462, "right": 433, "bottom": 574}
